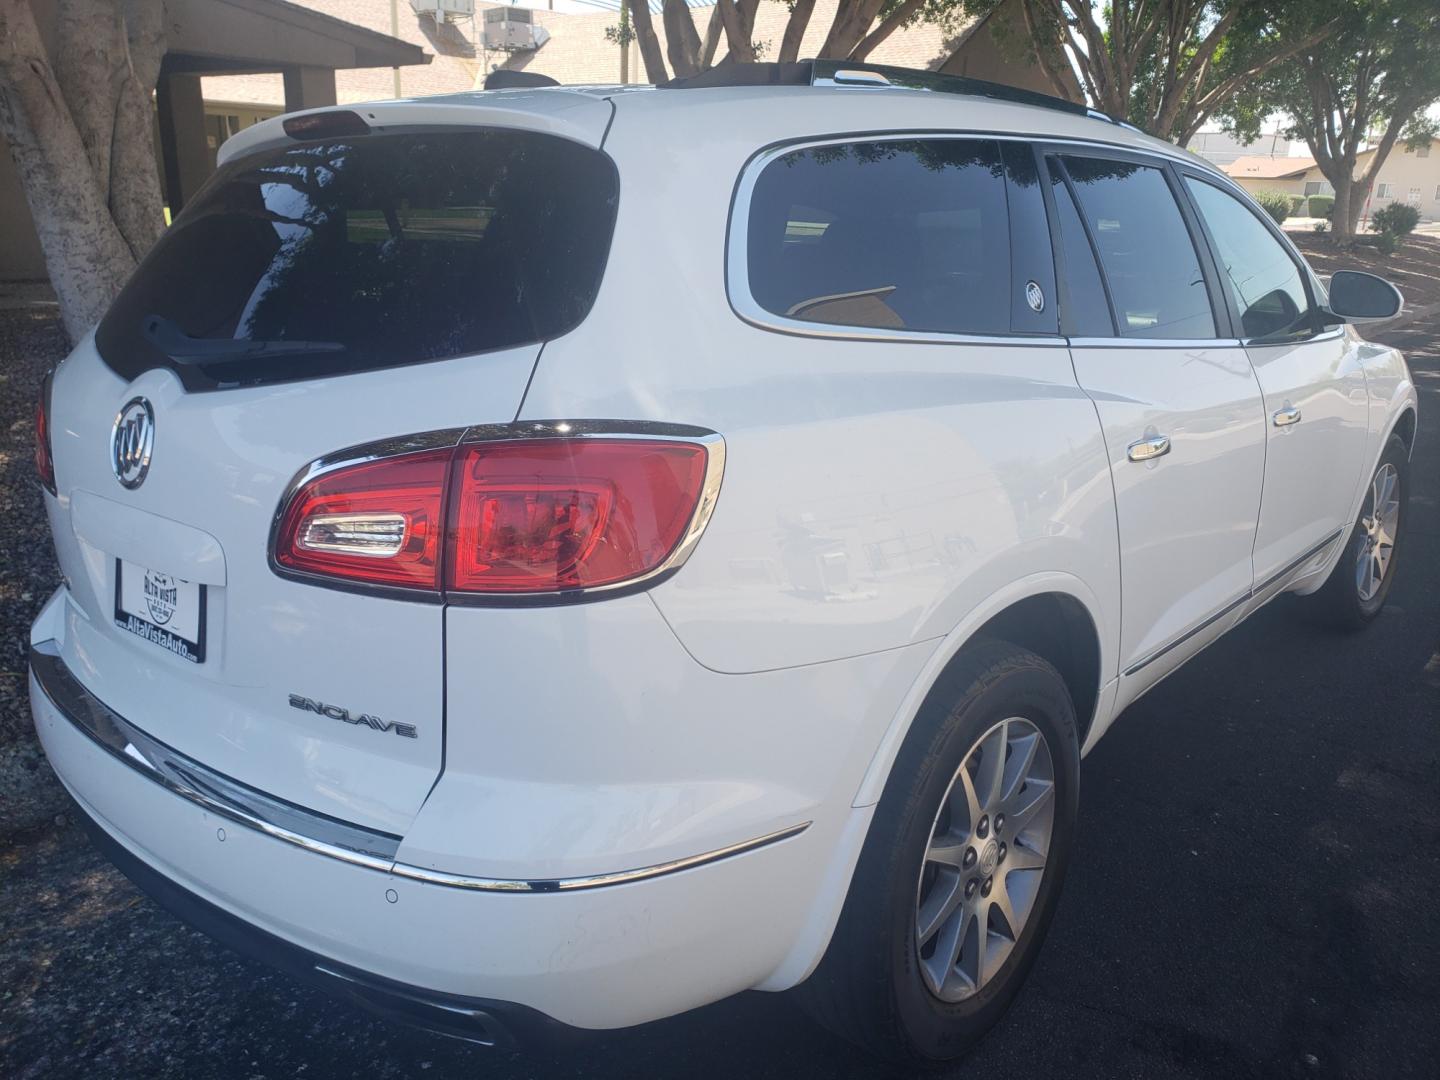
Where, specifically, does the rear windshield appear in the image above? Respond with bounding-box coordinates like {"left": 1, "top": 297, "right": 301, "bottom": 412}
{"left": 96, "top": 129, "right": 619, "bottom": 390}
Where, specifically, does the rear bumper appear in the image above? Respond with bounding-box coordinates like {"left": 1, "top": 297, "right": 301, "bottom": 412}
{"left": 29, "top": 634, "right": 843, "bottom": 1031}
{"left": 68, "top": 794, "right": 555, "bottom": 1048}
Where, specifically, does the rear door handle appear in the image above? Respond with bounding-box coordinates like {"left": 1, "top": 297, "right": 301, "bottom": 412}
{"left": 1273, "top": 405, "right": 1302, "bottom": 427}
{"left": 1127, "top": 434, "right": 1171, "bottom": 463}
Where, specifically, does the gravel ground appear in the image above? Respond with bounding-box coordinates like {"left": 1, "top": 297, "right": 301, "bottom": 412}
{"left": 1, "top": 280, "right": 1437, "bottom": 1079}
{"left": 0, "top": 307, "right": 67, "bottom": 836}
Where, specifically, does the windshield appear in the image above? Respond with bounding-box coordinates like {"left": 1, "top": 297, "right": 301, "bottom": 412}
{"left": 96, "top": 129, "right": 619, "bottom": 390}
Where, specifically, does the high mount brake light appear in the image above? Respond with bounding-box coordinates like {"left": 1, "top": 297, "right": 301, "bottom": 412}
{"left": 272, "top": 432, "right": 721, "bottom": 598}
{"left": 282, "top": 110, "right": 371, "bottom": 139}
{"left": 35, "top": 372, "right": 56, "bottom": 495}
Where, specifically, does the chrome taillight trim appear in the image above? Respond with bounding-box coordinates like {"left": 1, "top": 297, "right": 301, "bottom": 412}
{"left": 269, "top": 420, "right": 727, "bottom": 605}
{"left": 33, "top": 639, "right": 803, "bottom": 892}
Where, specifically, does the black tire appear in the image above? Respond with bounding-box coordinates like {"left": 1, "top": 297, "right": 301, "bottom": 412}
{"left": 1307, "top": 434, "right": 1409, "bottom": 631}
{"left": 797, "top": 639, "right": 1080, "bottom": 1064}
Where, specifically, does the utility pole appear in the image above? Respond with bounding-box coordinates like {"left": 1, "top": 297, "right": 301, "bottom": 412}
{"left": 619, "top": 0, "right": 630, "bottom": 84}
{"left": 391, "top": 0, "right": 403, "bottom": 98}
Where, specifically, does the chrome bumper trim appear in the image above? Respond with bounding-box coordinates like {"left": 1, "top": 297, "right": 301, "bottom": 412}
{"left": 30, "top": 639, "right": 809, "bottom": 892}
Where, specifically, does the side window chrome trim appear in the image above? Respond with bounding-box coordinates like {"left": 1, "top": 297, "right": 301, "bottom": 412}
{"left": 1069, "top": 337, "right": 1243, "bottom": 349}
{"left": 727, "top": 130, "right": 1233, "bottom": 349}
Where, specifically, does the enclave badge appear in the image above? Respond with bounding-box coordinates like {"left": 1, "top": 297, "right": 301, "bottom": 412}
{"left": 111, "top": 397, "right": 154, "bottom": 489}
{"left": 289, "top": 694, "right": 418, "bottom": 739}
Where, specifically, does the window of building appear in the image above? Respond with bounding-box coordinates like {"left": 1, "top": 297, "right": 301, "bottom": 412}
{"left": 1057, "top": 156, "right": 1216, "bottom": 339}
{"left": 1303, "top": 180, "right": 1332, "bottom": 197}
{"left": 1377, "top": 182, "right": 1395, "bottom": 199}
{"left": 1418, "top": 144, "right": 1431, "bottom": 159}
{"left": 745, "top": 139, "right": 1012, "bottom": 335}
{"left": 1185, "top": 178, "right": 1312, "bottom": 341}
{"left": 1408, "top": 187, "right": 1422, "bottom": 205}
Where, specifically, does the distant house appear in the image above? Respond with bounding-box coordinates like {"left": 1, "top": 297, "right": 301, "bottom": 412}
{"left": 1188, "top": 130, "right": 1291, "bottom": 167}
{"left": 1224, "top": 138, "right": 1440, "bottom": 222}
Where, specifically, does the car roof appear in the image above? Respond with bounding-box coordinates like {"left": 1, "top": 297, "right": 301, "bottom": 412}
{"left": 221, "top": 62, "right": 1218, "bottom": 180}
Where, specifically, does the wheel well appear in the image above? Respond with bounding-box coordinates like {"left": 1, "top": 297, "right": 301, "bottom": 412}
{"left": 962, "top": 593, "right": 1102, "bottom": 745}
{"left": 1393, "top": 409, "right": 1417, "bottom": 456}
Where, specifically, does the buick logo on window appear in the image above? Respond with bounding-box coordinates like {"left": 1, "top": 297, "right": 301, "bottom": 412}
{"left": 111, "top": 397, "right": 154, "bottom": 489}
{"left": 1025, "top": 280, "right": 1046, "bottom": 314}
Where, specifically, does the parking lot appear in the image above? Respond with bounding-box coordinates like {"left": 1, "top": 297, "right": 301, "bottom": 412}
{"left": 2, "top": 290, "right": 1437, "bottom": 1079}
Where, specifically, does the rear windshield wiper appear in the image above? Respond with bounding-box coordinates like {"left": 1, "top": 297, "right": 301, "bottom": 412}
{"left": 143, "top": 315, "right": 345, "bottom": 365}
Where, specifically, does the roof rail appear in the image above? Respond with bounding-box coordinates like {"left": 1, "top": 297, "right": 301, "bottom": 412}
{"left": 659, "top": 60, "right": 1134, "bottom": 128}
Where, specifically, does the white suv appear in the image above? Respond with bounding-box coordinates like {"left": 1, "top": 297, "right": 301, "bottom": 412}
{"left": 29, "top": 62, "right": 1415, "bottom": 1062}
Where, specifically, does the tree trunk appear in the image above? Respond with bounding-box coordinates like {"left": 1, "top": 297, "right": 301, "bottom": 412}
{"left": 625, "top": 0, "right": 669, "bottom": 83}
{"left": 716, "top": 0, "right": 754, "bottom": 63}
{"left": 112, "top": 0, "right": 167, "bottom": 256}
{"left": 818, "top": 0, "right": 885, "bottom": 59}
{"left": 778, "top": 0, "right": 816, "bottom": 64}
{"left": 0, "top": 0, "right": 140, "bottom": 341}
{"left": 848, "top": 0, "right": 924, "bottom": 61}
{"left": 1330, "top": 176, "right": 1355, "bottom": 243}
{"left": 662, "top": 0, "right": 702, "bottom": 78}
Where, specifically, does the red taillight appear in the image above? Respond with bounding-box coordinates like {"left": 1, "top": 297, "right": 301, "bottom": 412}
{"left": 448, "top": 440, "right": 708, "bottom": 593}
{"left": 273, "top": 434, "right": 716, "bottom": 597}
{"left": 35, "top": 374, "right": 56, "bottom": 495}
{"left": 274, "top": 448, "right": 451, "bottom": 590}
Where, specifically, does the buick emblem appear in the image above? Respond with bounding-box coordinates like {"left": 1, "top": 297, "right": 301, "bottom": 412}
{"left": 111, "top": 397, "right": 154, "bottom": 489}
{"left": 1025, "top": 280, "right": 1046, "bottom": 313}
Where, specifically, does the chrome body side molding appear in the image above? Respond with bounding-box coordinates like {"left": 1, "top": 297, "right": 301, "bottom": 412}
{"left": 30, "top": 639, "right": 808, "bottom": 892}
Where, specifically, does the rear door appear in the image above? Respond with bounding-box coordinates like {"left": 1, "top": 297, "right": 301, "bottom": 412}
{"left": 44, "top": 121, "right": 618, "bottom": 834}
{"left": 1178, "top": 172, "right": 1369, "bottom": 592}
{"left": 1045, "top": 149, "right": 1267, "bottom": 698}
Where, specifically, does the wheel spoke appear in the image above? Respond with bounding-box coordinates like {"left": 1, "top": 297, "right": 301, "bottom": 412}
{"left": 989, "top": 880, "right": 1021, "bottom": 939}
{"left": 1001, "top": 730, "right": 1041, "bottom": 803}
{"left": 1005, "top": 839, "right": 1047, "bottom": 871}
{"left": 948, "top": 765, "right": 982, "bottom": 834}
{"left": 974, "top": 720, "right": 1008, "bottom": 811}
{"left": 1003, "top": 778, "right": 1055, "bottom": 834}
{"left": 916, "top": 869, "right": 963, "bottom": 946}
{"left": 927, "top": 836, "right": 969, "bottom": 869}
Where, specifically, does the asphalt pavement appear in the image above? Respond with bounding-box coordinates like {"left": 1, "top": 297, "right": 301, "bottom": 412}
{"left": 2, "top": 321, "right": 1437, "bottom": 1080}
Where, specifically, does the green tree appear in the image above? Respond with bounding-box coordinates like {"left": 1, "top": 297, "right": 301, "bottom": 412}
{"left": 959, "top": 0, "right": 1336, "bottom": 144}
{"left": 1222, "top": 0, "right": 1440, "bottom": 243}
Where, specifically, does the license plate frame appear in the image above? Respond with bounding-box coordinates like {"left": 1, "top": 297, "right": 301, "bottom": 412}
{"left": 113, "top": 558, "right": 207, "bottom": 664}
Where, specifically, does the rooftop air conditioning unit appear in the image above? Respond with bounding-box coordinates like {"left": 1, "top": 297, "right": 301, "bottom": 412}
{"left": 410, "top": 0, "right": 475, "bottom": 21}
{"left": 482, "top": 6, "right": 550, "bottom": 51}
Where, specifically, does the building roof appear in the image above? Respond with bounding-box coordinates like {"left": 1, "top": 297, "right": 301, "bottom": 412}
{"left": 203, "top": 0, "right": 964, "bottom": 106}
{"left": 168, "top": 0, "right": 429, "bottom": 74}
{"left": 1222, "top": 155, "right": 1316, "bottom": 180}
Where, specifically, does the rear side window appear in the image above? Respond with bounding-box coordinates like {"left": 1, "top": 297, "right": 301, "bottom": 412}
{"left": 97, "top": 130, "right": 619, "bottom": 390}
{"left": 1059, "top": 156, "right": 1216, "bottom": 340}
{"left": 744, "top": 139, "right": 1011, "bottom": 336}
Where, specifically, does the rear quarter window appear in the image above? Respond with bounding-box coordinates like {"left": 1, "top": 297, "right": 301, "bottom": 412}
{"left": 97, "top": 129, "right": 619, "bottom": 390}
{"left": 742, "top": 139, "right": 1012, "bottom": 337}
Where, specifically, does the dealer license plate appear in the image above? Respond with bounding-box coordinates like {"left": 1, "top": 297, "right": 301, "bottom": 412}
{"left": 114, "top": 559, "right": 207, "bottom": 664}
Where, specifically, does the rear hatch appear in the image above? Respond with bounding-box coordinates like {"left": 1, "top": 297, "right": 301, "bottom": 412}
{"left": 44, "top": 106, "right": 617, "bottom": 834}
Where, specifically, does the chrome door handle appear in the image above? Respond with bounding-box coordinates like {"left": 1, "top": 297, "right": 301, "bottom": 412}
{"left": 1273, "top": 405, "right": 1302, "bottom": 427}
{"left": 1126, "top": 434, "right": 1171, "bottom": 462}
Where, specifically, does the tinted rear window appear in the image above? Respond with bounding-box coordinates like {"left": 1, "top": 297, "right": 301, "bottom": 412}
{"left": 97, "top": 130, "right": 618, "bottom": 390}
{"left": 745, "top": 139, "right": 1011, "bottom": 336}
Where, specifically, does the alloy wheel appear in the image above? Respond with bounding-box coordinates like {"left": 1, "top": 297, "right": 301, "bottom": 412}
{"left": 1356, "top": 462, "right": 1400, "bottom": 602}
{"left": 914, "top": 717, "right": 1056, "bottom": 1002}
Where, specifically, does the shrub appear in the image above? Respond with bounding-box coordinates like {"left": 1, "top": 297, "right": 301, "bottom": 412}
{"left": 1254, "top": 189, "right": 1293, "bottom": 224}
{"left": 1372, "top": 201, "right": 1421, "bottom": 243}
{"left": 1312, "top": 220, "right": 1328, "bottom": 233}
{"left": 1289, "top": 195, "right": 1306, "bottom": 216}
{"left": 1308, "top": 194, "right": 1334, "bottom": 220}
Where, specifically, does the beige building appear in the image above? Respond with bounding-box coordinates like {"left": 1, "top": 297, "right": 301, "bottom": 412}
{"left": 203, "top": 0, "right": 1076, "bottom": 109}
{"left": 1225, "top": 137, "right": 1440, "bottom": 222}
